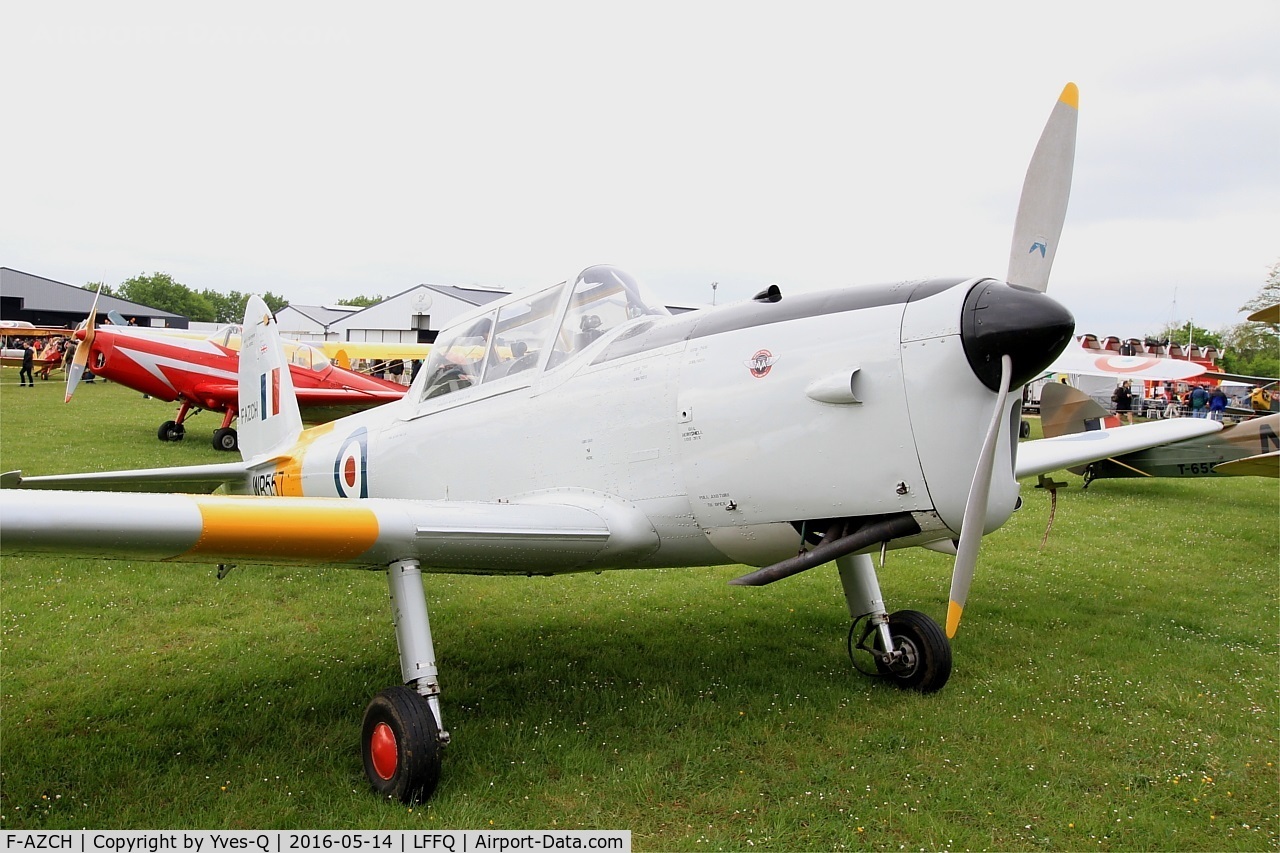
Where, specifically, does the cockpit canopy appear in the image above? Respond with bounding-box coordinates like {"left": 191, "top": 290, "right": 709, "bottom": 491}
{"left": 417, "top": 265, "right": 669, "bottom": 402}
{"left": 213, "top": 325, "right": 331, "bottom": 372}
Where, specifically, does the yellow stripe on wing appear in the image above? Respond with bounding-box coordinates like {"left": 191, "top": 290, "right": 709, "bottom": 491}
{"left": 190, "top": 496, "right": 379, "bottom": 560}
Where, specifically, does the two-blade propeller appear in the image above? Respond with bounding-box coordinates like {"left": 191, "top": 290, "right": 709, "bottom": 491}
{"left": 65, "top": 285, "right": 103, "bottom": 402}
{"left": 947, "top": 83, "right": 1079, "bottom": 638}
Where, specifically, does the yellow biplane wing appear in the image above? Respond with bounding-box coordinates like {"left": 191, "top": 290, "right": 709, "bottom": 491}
{"left": 318, "top": 341, "right": 432, "bottom": 369}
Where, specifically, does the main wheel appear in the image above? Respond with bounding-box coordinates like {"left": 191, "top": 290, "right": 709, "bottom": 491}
{"left": 157, "top": 420, "right": 185, "bottom": 442}
{"left": 361, "top": 686, "right": 442, "bottom": 804}
{"left": 212, "top": 428, "right": 238, "bottom": 452}
{"left": 872, "top": 610, "right": 952, "bottom": 693}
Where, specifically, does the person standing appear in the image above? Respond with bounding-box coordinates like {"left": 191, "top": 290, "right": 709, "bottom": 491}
{"left": 18, "top": 341, "right": 35, "bottom": 387}
{"left": 1208, "top": 386, "right": 1228, "bottom": 421}
{"left": 1111, "top": 380, "right": 1134, "bottom": 425}
{"left": 1189, "top": 384, "right": 1209, "bottom": 418}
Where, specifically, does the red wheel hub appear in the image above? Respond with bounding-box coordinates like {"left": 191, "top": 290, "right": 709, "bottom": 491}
{"left": 370, "top": 722, "right": 398, "bottom": 780}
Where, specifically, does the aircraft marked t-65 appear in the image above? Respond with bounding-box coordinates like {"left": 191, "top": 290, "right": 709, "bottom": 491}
{"left": 0, "top": 84, "right": 1222, "bottom": 804}
{"left": 63, "top": 307, "right": 407, "bottom": 451}
{"left": 1039, "top": 382, "right": 1278, "bottom": 483}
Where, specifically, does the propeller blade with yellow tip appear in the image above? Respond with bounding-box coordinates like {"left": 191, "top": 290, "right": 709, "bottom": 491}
{"left": 65, "top": 285, "right": 103, "bottom": 403}
{"left": 1007, "top": 83, "right": 1078, "bottom": 293}
{"left": 946, "top": 355, "right": 1013, "bottom": 638}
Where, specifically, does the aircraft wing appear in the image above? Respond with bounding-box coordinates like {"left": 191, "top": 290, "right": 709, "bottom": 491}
{"left": 1016, "top": 419, "right": 1223, "bottom": 478}
{"left": 185, "top": 383, "right": 405, "bottom": 411}
{"left": 294, "top": 386, "right": 406, "bottom": 406}
{"left": 1213, "top": 450, "right": 1280, "bottom": 478}
{"left": 319, "top": 341, "right": 432, "bottom": 369}
{"left": 0, "top": 491, "right": 637, "bottom": 572}
{"left": 1198, "top": 371, "right": 1277, "bottom": 386}
{"left": 1043, "top": 349, "right": 1207, "bottom": 381}
{"left": 1, "top": 461, "right": 256, "bottom": 493}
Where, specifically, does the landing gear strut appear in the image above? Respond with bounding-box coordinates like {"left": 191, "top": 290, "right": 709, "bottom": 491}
{"left": 211, "top": 408, "right": 238, "bottom": 452}
{"left": 158, "top": 402, "right": 192, "bottom": 443}
{"left": 361, "top": 559, "right": 448, "bottom": 803}
{"left": 837, "top": 553, "right": 952, "bottom": 693}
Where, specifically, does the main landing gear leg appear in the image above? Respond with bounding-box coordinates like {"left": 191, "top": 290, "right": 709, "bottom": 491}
{"left": 361, "top": 559, "right": 448, "bottom": 803}
{"left": 212, "top": 408, "right": 238, "bottom": 452}
{"left": 158, "top": 402, "right": 190, "bottom": 442}
{"left": 837, "top": 553, "right": 952, "bottom": 693}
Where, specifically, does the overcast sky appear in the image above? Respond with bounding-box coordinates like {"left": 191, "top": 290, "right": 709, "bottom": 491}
{"left": 4, "top": 2, "right": 1277, "bottom": 337}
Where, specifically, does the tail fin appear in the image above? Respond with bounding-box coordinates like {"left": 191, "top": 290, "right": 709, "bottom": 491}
{"left": 1039, "top": 381, "right": 1119, "bottom": 438}
{"left": 237, "top": 295, "right": 303, "bottom": 460}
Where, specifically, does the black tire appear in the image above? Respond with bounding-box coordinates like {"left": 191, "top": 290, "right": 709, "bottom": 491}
{"left": 361, "top": 686, "right": 442, "bottom": 804}
{"left": 212, "top": 428, "right": 238, "bottom": 452}
{"left": 872, "top": 610, "right": 952, "bottom": 693}
{"left": 1019, "top": 419, "right": 1031, "bottom": 439}
{"left": 158, "top": 420, "right": 178, "bottom": 441}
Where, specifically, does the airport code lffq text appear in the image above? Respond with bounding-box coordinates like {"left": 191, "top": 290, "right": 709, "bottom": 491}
{"left": 3, "top": 832, "right": 630, "bottom": 853}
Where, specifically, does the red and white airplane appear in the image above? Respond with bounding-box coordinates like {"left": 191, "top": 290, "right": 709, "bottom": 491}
{"left": 65, "top": 307, "right": 407, "bottom": 451}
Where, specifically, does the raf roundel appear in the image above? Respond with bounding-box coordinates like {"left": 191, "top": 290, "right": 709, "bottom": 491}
{"left": 333, "top": 428, "right": 370, "bottom": 498}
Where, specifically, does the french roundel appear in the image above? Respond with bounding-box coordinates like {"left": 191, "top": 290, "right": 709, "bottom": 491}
{"left": 333, "top": 428, "right": 369, "bottom": 499}
{"left": 1093, "top": 355, "right": 1160, "bottom": 374}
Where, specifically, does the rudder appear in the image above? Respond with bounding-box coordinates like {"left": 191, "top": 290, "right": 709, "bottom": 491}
{"left": 237, "top": 295, "right": 304, "bottom": 460}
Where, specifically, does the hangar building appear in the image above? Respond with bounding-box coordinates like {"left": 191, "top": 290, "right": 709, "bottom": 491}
{"left": 0, "top": 268, "right": 188, "bottom": 329}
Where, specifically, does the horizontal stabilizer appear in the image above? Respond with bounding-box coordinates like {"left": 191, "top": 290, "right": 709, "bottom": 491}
{"left": 1016, "top": 419, "right": 1222, "bottom": 479}
{"left": 1, "top": 462, "right": 254, "bottom": 493}
{"left": 1213, "top": 450, "right": 1280, "bottom": 478}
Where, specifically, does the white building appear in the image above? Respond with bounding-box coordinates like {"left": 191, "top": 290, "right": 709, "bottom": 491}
{"left": 274, "top": 304, "right": 358, "bottom": 341}
{"left": 271, "top": 285, "right": 509, "bottom": 344}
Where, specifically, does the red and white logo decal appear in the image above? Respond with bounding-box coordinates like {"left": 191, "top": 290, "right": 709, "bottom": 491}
{"left": 746, "top": 349, "right": 776, "bottom": 378}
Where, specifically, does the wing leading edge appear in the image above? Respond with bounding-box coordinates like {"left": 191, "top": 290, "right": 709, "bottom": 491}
{"left": 1016, "top": 419, "right": 1224, "bottom": 479}
{"left": 0, "top": 490, "right": 660, "bottom": 574}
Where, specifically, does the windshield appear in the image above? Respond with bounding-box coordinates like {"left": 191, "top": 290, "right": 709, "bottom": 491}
{"left": 286, "top": 342, "right": 331, "bottom": 371}
{"left": 549, "top": 266, "right": 669, "bottom": 366}
{"left": 418, "top": 314, "right": 495, "bottom": 400}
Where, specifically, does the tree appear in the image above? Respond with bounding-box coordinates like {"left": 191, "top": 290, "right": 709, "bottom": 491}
{"left": 337, "top": 295, "right": 385, "bottom": 308}
{"left": 1145, "top": 322, "right": 1224, "bottom": 352}
{"left": 262, "top": 291, "right": 288, "bottom": 316}
{"left": 84, "top": 274, "right": 289, "bottom": 324}
{"left": 199, "top": 288, "right": 246, "bottom": 324}
{"left": 115, "top": 273, "right": 216, "bottom": 322}
{"left": 1220, "top": 324, "right": 1279, "bottom": 378}
{"left": 1240, "top": 260, "right": 1280, "bottom": 317}
{"left": 83, "top": 281, "right": 116, "bottom": 297}
{"left": 1220, "top": 260, "right": 1280, "bottom": 378}
{"left": 197, "top": 289, "right": 291, "bottom": 324}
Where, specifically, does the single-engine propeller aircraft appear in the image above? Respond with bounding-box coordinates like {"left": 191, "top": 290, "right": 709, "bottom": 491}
{"left": 1040, "top": 382, "right": 1279, "bottom": 483}
{"left": 63, "top": 300, "right": 407, "bottom": 451}
{"left": 0, "top": 84, "right": 1224, "bottom": 803}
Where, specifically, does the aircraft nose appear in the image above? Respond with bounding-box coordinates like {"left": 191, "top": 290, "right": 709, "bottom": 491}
{"left": 960, "top": 280, "right": 1075, "bottom": 392}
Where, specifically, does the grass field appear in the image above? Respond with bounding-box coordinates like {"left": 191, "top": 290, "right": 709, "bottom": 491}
{"left": 1, "top": 372, "right": 1276, "bottom": 850}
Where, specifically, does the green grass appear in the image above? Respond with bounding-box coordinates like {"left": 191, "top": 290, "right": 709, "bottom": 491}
{"left": 1, "top": 371, "right": 1277, "bottom": 849}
